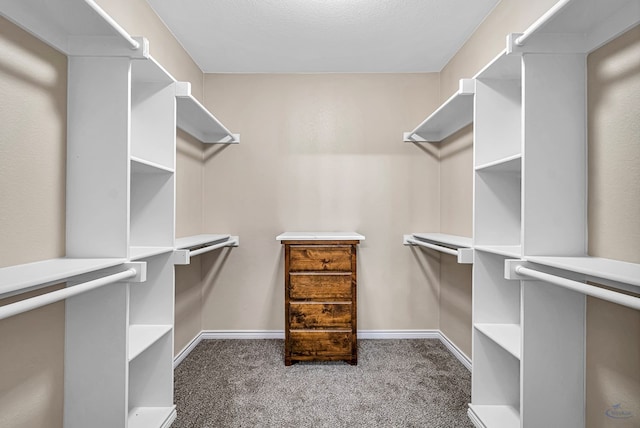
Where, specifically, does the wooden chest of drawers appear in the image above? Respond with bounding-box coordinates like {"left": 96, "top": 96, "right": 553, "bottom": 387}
{"left": 278, "top": 234, "right": 362, "bottom": 366}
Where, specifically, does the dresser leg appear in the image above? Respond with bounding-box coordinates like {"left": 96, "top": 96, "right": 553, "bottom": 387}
{"left": 285, "top": 357, "right": 292, "bottom": 366}
{"left": 348, "top": 358, "right": 357, "bottom": 365}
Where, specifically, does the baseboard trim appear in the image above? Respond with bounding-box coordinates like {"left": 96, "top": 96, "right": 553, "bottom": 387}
{"left": 439, "top": 331, "right": 472, "bottom": 371}
{"left": 174, "top": 329, "right": 471, "bottom": 371}
{"left": 173, "top": 333, "right": 205, "bottom": 368}
{"left": 358, "top": 329, "right": 440, "bottom": 339}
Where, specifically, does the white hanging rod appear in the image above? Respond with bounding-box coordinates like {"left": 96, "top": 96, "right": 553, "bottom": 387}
{"left": 514, "top": 0, "right": 573, "bottom": 46}
{"left": 189, "top": 238, "right": 238, "bottom": 257}
{"left": 404, "top": 237, "right": 459, "bottom": 257}
{"left": 0, "top": 268, "right": 136, "bottom": 322}
{"left": 86, "top": 0, "right": 140, "bottom": 50}
{"left": 515, "top": 265, "right": 640, "bottom": 311}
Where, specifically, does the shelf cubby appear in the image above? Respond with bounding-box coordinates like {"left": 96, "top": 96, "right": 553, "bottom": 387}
{"left": 473, "top": 251, "right": 521, "bottom": 326}
{"left": 471, "top": 332, "right": 520, "bottom": 423}
{"left": 130, "top": 172, "right": 175, "bottom": 249}
{"left": 130, "top": 58, "right": 176, "bottom": 172}
{"left": 474, "top": 323, "right": 520, "bottom": 360}
{"left": 128, "top": 333, "right": 174, "bottom": 426}
{"left": 474, "top": 166, "right": 521, "bottom": 247}
{"left": 129, "top": 324, "right": 172, "bottom": 362}
{"left": 129, "top": 252, "right": 174, "bottom": 326}
{"left": 473, "top": 51, "right": 522, "bottom": 169}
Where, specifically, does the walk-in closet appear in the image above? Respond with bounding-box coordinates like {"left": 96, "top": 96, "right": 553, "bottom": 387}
{"left": 1, "top": 0, "right": 638, "bottom": 427}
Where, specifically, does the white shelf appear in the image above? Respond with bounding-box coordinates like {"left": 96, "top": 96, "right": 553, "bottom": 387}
{"left": 525, "top": 256, "right": 640, "bottom": 288}
{"left": 510, "top": 0, "right": 640, "bottom": 54}
{"left": 475, "top": 154, "right": 522, "bottom": 173}
{"left": 475, "top": 245, "right": 522, "bottom": 259}
{"left": 411, "top": 233, "right": 472, "bottom": 249}
{"left": 404, "top": 79, "right": 474, "bottom": 143}
{"left": 131, "top": 56, "right": 174, "bottom": 84}
{"left": 175, "top": 82, "right": 238, "bottom": 144}
{"left": 175, "top": 234, "right": 231, "bottom": 249}
{"left": 475, "top": 323, "right": 521, "bottom": 360}
{"left": 131, "top": 157, "right": 174, "bottom": 174}
{"left": 0, "top": 0, "right": 146, "bottom": 57}
{"left": 128, "top": 406, "right": 176, "bottom": 428}
{"left": 0, "top": 257, "right": 126, "bottom": 299}
{"left": 474, "top": 50, "right": 521, "bottom": 80}
{"left": 468, "top": 404, "right": 520, "bottom": 428}
{"left": 129, "top": 325, "right": 172, "bottom": 361}
{"left": 129, "top": 247, "right": 174, "bottom": 261}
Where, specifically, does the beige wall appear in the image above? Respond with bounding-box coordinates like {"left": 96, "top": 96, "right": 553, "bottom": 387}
{"left": 586, "top": 24, "right": 640, "bottom": 428}
{"left": 0, "top": 16, "right": 67, "bottom": 428}
{"left": 200, "top": 73, "right": 442, "bottom": 331}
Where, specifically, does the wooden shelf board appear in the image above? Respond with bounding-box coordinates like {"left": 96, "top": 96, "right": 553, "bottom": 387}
{"left": 525, "top": 256, "right": 640, "bottom": 288}
{"left": 131, "top": 157, "right": 174, "bottom": 174}
{"left": 128, "top": 406, "right": 176, "bottom": 428}
{"left": 175, "top": 234, "right": 231, "bottom": 250}
{"left": 475, "top": 245, "right": 522, "bottom": 259}
{"left": 468, "top": 404, "right": 520, "bottom": 428}
{"left": 129, "top": 247, "right": 174, "bottom": 261}
{"left": 128, "top": 325, "right": 172, "bottom": 361}
{"left": 475, "top": 323, "right": 521, "bottom": 360}
{"left": 0, "top": 257, "right": 126, "bottom": 299}
{"left": 411, "top": 233, "right": 472, "bottom": 249}
{"left": 475, "top": 154, "right": 522, "bottom": 173}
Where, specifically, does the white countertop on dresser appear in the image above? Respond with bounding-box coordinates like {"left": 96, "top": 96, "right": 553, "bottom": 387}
{"left": 276, "top": 232, "right": 365, "bottom": 241}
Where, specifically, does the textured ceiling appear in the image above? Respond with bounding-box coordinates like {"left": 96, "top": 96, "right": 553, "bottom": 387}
{"left": 146, "top": 0, "right": 500, "bottom": 73}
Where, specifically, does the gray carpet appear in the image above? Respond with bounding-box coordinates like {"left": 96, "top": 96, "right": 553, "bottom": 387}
{"left": 173, "top": 339, "right": 473, "bottom": 427}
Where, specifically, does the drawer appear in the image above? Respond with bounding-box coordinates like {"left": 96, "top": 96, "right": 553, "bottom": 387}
{"left": 289, "top": 302, "right": 352, "bottom": 329}
{"left": 289, "top": 273, "right": 352, "bottom": 300}
{"left": 289, "top": 331, "right": 352, "bottom": 357}
{"left": 289, "top": 245, "right": 352, "bottom": 272}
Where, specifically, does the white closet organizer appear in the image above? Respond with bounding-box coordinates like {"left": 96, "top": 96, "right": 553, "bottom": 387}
{"left": 402, "top": 78, "right": 474, "bottom": 264}
{"left": 469, "top": 0, "right": 640, "bottom": 427}
{"left": 403, "top": 233, "right": 473, "bottom": 264}
{"left": 0, "top": 1, "right": 239, "bottom": 427}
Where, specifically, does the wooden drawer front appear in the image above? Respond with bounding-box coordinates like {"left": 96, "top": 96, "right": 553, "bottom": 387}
{"left": 289, "top": 273, "right": 352, "bottom": 301}
{"left": 289, "top": 246, "right": 352, "bottom": 272}
{"left": 289, "top": 331, "right": 352, "bottom": 357}
{"left": 289, "top": 303, "right": 352, "bottom": 329}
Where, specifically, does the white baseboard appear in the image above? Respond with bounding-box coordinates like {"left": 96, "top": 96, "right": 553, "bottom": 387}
{"left": 358, "top": 329, "right": 440, "bottom": 339}
{"left": 201, "top": 330, "right": 285, "bottom": 340}
{"left": 439, "top": 331, "right": 472, "bottom": 371}
{"left": 174, "top": 329, "right": 471, "bottom": 371}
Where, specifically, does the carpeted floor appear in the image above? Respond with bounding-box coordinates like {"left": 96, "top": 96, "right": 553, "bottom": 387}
{"left": 173, "top": 339, "right": 473, "bottom": 427}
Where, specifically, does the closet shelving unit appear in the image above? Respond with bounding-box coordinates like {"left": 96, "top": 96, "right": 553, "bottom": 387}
{"left": 469, "top": 0, "right": 640, "bottom": 427}
{"left": 0, "top": 1, "right": 240, "bottom": 427}
{"left": 403, "top": 79, "right": 474, "bottom": 264}
{"left": 403, "top": 78, "right": 474, "bottom": 143}
{"left": 403, "top": 233, "right": 473, "bottom": 264}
